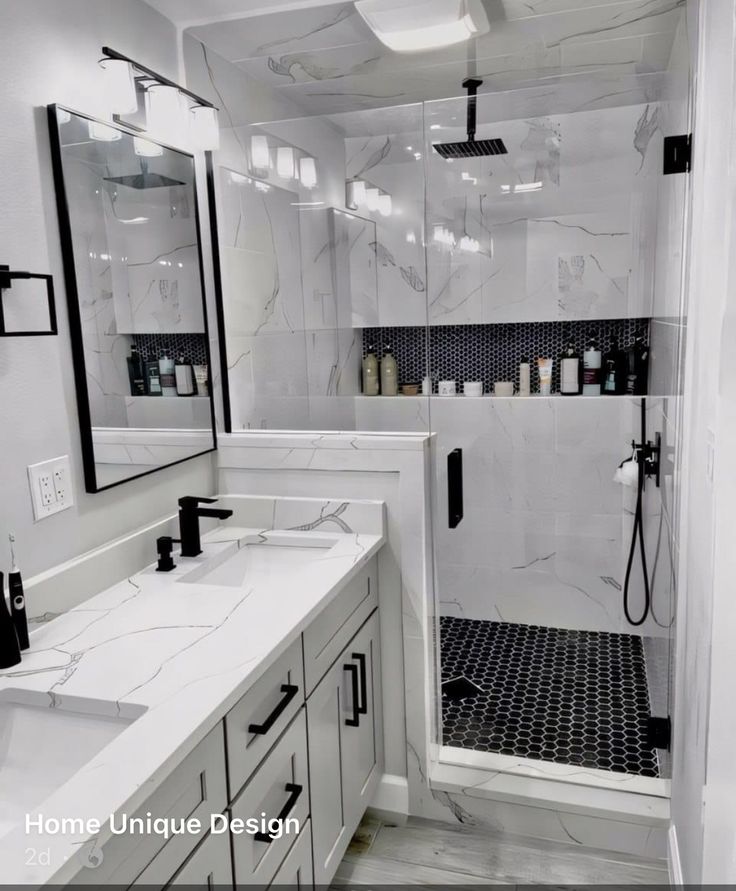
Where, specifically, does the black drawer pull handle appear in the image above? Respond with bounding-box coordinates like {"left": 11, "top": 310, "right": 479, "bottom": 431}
{"left": 254, "top": 782, "right": 303, "bottom": 843}
{"left": 352, "top": 652, "right": 368, "bottom": 715}
{"left": 344, "top": 663, "right": 360, "bottom": 727}
{"left": 248, "top": 684, "right": 299, "bottom": 735}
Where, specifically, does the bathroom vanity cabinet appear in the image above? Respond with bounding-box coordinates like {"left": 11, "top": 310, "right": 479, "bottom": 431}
{"left": 69, "top": 556, "right": 381, "bottom": 890}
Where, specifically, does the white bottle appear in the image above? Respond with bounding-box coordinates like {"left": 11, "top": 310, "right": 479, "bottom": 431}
{"left": 519, "top": 358, "right": 531, "bottom": 396}
{"left": 175, "top": 355, "right": 195, "bottom": 396}
{"left": 583, "top": 337, "right": 602, "bottom": 396}
{"left": 159, "top": 353, "right": 177, "bottom": 397}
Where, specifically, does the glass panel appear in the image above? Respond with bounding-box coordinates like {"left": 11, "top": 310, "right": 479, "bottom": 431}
{"left": 425, "top": 64, "right": 691, "bottom": 780}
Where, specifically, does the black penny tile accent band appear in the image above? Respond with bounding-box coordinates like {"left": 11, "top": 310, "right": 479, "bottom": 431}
{"left": 440, "top": 617, "right": 659, "bottom": 778}
{"left": 133, "top": 333, "right": 208, "bottom": 366}
{"left": 363, "top": 319, "right": 649, "bottom": 393}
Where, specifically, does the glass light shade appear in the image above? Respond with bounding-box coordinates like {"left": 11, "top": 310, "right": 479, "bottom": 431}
{"left": 347, "top": 180, "right": 367, "bottom": 208}
{"left": 299, "top": 156, "right": 318, "bottom": 189}
{"left": 378, "top": 193, "right": 392, "bottom": 216}
{"left": 190, "top": 105, "right": 220, "bottom": 151}
{"left": 250, "top": 135, "right": 271, "bottom": 169}
{"left": 133, "top": 136, "right": 163, "bottom": 157}
{"left": 276, "top": 146, "right": 296, "bottom": 179}
{"left": 88, "top": 120, "right": 121, "bottom": 142}
{"left": 146, "top": 84, "right": 186, "bottom": 143}
{"left": 100, "top": 59, "right": 138, "bottom": 114}
{"left": 365, "top": 188, "right": 380, "bottom": 212}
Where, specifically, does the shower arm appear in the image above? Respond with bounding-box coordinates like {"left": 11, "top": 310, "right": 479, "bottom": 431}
{"left": 462, "top": 77, "right": 482, "bottom": 144}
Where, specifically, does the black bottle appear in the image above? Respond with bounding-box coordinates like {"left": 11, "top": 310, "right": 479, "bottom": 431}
{"left": 603, "top": 337, "right": 625, "bottom": 395}
{"left": 0, "top": 573, "right": 22, "bottom": 669}
{"left": 626, "top": 334, "right": 650, "bottom": 395}
{"left": 127, "top": 344, "right": 146, "bottom": 396}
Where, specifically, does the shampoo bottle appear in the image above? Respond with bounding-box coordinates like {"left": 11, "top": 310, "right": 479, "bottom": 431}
{"left": 127, "top": 344, "right": 146, "bottom": 396}
{"left": 362, "top": 346, "right": 379, "bottom": 396}
{"left": 583, "top": 335, "right": 602, "bottom": 396}
{"left": 175, "top": 355, "right": 195, "bottom": 396}
{"left": 159, "top": 353, "right": 177, "bottom": 397}
{"left": 603, "top": 337, "right": 624, "bottom": 395}
{"left": 380, "top": 346, "right": 398, "bottom": 397}
{"left": 519, "top": 358, "right": 531, "bottom": 396}
{"left": 560, "top": 341, "right": 581, "bottom": 395}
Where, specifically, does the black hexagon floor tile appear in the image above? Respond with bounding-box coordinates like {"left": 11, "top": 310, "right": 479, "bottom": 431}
{"left": 440, "top": 617, "right": 659, "bottom": 778}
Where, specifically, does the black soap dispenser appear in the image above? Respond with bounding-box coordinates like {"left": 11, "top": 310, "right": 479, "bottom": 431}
{"left": 0, "top": 572, "right": 22, "bottom": 669}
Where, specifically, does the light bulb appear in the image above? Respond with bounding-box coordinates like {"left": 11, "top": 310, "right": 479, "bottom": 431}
{"left": 365, "top": 188, "right": 380, "bottom": 212}
{"left": 190, "top": 105, "right": 219, "bottom": 151}
{"left": 88, "top": 120, "right": 121, "bottom": 142}
{"left": 146, "top": 84, "right": 186, "bottom": 143}
{"left": 276, "top": 146, "right": 295, "bottom": 179}
{"left": 378, "top": 193, "right": 392, "bottom": 216}
{"left": 134, "top": 136, "right": 163, "bottom": 157}
{"left": 250, "top": 135, "right": 270, "bottom": 169}
{"left": 100, "top": 59, "right": 138, "bottom": 114}
{"left": 299, "top": 156, "right": 317, "bottom": 189}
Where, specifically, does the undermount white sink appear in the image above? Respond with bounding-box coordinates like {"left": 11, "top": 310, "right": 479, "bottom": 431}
{"left": 181, "top": 534, "right": 335, "bottom": 588}
{"left": 0, "top": 690, "right": 145, "bottom": 840}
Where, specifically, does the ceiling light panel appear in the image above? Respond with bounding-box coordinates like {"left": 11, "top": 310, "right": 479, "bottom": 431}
{"left": 355, "top": 0, "right": 489, "bottom": 52}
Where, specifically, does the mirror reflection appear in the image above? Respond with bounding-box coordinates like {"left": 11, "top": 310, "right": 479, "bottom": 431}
{"left": 49, "top": 106, "right": 215, "bottom": 491}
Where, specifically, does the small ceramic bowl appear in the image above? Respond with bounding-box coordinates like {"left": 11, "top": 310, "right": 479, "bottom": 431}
{"left": 438, "top": 380, "right": 457, "bottom": 396}
{"left": 463, "top": 381, "right": 483, "bottom": 397}
{"left": 494, "top": 381, "right": 514, "bottom": 396}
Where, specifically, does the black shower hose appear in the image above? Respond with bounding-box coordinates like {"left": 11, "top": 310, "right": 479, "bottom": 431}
{"left": 623, "top": 450, "right": 651, "bottom": 626}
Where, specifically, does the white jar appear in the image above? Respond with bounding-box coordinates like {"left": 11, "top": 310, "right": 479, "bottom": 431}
{"left": 438, "top": 380, "right": 457, "bottom": 397}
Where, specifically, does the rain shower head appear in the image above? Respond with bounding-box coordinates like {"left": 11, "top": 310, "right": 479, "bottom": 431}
{"left": 104, "top": 159, "right": 184, "bottom": 190}
{"left": 432, "top": 78, "right": 508, "bottom": 159}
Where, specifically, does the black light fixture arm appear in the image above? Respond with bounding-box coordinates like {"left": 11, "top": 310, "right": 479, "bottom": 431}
{"left": 100, "top": 46, "right": 218, "bottom": 111}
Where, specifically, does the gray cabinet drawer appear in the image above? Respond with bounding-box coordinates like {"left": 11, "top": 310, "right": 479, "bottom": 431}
{"left": 303, "top": 557, "right": 377, "bottom": 695}
{"left": 72, "top": 724, "right": 227, "bottom": 887}
{"left": 231, "top": 710, "right": 309, "bottom": 888}
{"left": 268, "top": 819, "right": 313, "bottom": 889}
{"left": 166, "top": 830, "right": 233, "bottom": 888}
{"left": 225, "top": 637, "right": 304, "bottom": 799}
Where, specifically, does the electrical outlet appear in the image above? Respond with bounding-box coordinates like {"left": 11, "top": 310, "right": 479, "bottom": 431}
{"left": 28, "top": 456, "right": 74, "bottom": 520}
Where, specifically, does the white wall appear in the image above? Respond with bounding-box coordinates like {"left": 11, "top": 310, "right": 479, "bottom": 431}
{"left": 0, "top": 0, "right": 216, "bottom": 579}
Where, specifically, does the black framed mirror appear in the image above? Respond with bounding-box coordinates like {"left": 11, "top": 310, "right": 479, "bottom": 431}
{"left": 47, "top": 104, "right": 216, "bottom": 493}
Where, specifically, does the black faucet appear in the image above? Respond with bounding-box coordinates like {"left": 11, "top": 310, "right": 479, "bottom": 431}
{"left": 178, "top": 496, "right": 233, "bottom": 558}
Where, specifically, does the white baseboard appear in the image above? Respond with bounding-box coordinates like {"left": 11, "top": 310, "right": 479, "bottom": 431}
{"left": 669, "top": 824, "right": 683, "bottom": 885}
{"left": 369, "top": 773, "right": 410, "bottom": 822}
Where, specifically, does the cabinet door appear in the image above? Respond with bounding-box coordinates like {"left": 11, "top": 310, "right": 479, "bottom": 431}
{"left": 306, "top": 655, "right": 349, "bottom": 887}
{"left": 341, "top": 611, "right": 383, "bottom": 831}
{"left": 268, "top": 819, "right": 313, "bottom": 889}
{"left": 166, "top": 831, "right": 233, "bottom": 889}
{"left": 307, "top": 610, "right": 383, "bottom": 887}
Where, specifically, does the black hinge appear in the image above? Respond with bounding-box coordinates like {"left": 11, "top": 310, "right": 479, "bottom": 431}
{"left": 646, "top": 715, "right": 672, "bottom": 750}
{"left": 663, "top": 134, "right": 692, "bottom": 174}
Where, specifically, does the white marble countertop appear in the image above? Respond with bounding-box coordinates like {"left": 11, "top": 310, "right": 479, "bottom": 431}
{"left": 0, "top": 520, "right": 384, "bottom": 885}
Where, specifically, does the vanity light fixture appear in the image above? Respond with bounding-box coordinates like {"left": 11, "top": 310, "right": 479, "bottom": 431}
{"left": 99, "top": 47, "right": 220, "bottom": 151}
{"left": 378, "top": 193, "right": 392, "bottom": 216}
{"left": 346, "top": 179, "right": 367, "bottom": 209}
{"left": 355, "top": 0, "right": 489, "bottom": 52}
{"left": 133, "top": 136, "right": 163, "bottom": 157}
{"left": 365, "top": 188, "right": 380, "bottom": 212}
{"left": 100, "top": 58, "right": 138, "bottom": 114}
{"left": 146, "top": 84, "right": 186, "bottom": 142}
{"left": 276, "top": 146, "right": 296, "bottom": 179}
{"left": 250, "top": 135, "right": 271, "bottom": 169}
{"left": 88, "top": 120, "right": 121, "bottom": 141}
{"left": 299, "top": 156, "right": 318, "bottom": 189}
{"left": 190, "top": 105, "right": 220, "bottom": 151}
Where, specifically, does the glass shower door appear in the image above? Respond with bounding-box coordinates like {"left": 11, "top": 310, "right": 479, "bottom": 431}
{"left": 423, "top": 61, "right": 691, "bottom": 781}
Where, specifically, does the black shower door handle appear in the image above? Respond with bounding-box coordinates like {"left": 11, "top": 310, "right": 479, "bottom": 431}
{"left": 448, "top": 448, "right": 464, "bottom": 528}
